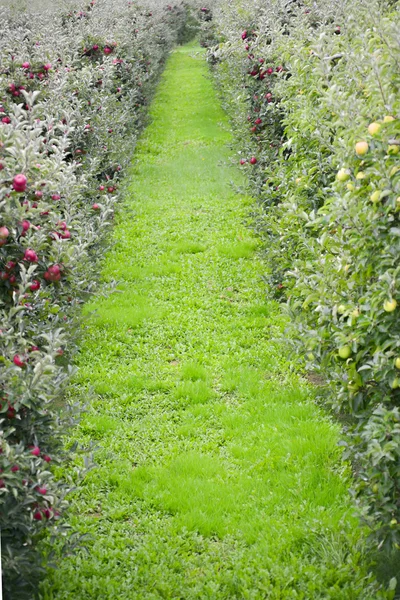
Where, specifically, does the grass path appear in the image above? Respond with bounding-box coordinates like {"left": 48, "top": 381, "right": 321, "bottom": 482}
{"left": 42, "top": 43, "right": 379, "bottom": 599}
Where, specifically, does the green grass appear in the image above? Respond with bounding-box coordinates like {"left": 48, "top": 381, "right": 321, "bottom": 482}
{"left": 40, "top": 42, "right": 382, "bottom": 599}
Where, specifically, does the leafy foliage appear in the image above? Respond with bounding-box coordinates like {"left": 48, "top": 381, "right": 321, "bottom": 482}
{"left": 0, "top": 1, "right": 193, "bottom": 597}
{"left": 207, "top": 0, "right": 400, "bottom": 557}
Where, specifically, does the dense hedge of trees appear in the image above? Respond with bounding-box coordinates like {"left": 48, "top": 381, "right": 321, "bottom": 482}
{"left": 204, "top": 0, "right": 400, "bottom": 559}
{"left": 0, "top": 1, "right": 199, "bottom": 596}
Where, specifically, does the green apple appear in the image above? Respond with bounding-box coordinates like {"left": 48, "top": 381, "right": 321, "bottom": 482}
{"left": 370, "top": 190, "right": 381, "bottom": 203}
{"left": 337, "top": 168, "right": 351, "bottom": 182}
{"left": 338, "top": 345, "right": 352, "bottom": 359}
{"left": 384, "top": 298, "right": 397, "bottom": 312}
{"left": 355, "top": 141, "right": 369, "bottom": 156}
{"left": 368, "top": 122, "right": 381, "bottom": 135}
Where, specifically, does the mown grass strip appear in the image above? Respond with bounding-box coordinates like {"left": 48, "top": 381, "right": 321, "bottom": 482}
{"left": 41, "top": 42, "right": 379, "bottom": 599}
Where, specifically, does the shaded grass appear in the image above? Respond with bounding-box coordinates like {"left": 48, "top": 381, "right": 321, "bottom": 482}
{"left": 40, "top": 41, "right": 383, "bottom": 599}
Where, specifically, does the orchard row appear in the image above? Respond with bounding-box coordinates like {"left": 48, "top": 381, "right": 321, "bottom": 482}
{"left": 0, "top": 1, "right": 198, "bottom": 596}
{"left": 205, "top": 0, "right": 400, "bottom": 552}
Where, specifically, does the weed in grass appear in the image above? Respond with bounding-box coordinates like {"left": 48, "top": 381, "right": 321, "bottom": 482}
{"left": 174, "top": 380, "right": 215, "bottom": 405}
{"left": 80, "top": 415, "right": 119, "bottom": 439}
{"left": 181, "top": 362, "right": 209, "bottom": 381}
{"left": 217, "top": 240, "right": 259, "bottom": 259}
{"left": 172, "top": 240, "right": 206, "bottom": 254}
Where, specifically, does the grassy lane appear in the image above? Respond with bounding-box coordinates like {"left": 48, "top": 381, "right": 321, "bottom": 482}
{"left": 42, "top": 43, "right": 379, "bottom": 599}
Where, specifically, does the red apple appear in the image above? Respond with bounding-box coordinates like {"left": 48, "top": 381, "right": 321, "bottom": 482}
{"left": 24, "top": 249, "right": 38, "bottom": 262}
{"left": 30, "top": 280, "right": 41, "bottom": 291}
{"left": 13, "top": 174, "right": 27, "bottom": 192}
{"left": 13, "top": 354, "right": 26, "bottom": 368}
{"left": 44, "top": 265, "right": 61, "bottom": 282}
{"left": 0, "top": 226, "right": 9, "bottom": 240}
